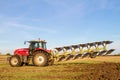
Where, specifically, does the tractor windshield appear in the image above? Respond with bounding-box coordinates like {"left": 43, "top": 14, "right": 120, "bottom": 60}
{"left": 27, "top": 40, "right": 47, "bottom": 55}
{"left": 29, "top": 41, "right": 47, "bottom": 51}
{"left": 39, "top": 41, "right": 47, "bottom": 49}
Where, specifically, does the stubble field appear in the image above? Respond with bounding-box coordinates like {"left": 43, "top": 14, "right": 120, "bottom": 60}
{"left": 0, "top": 55, "right": 120, "bottom": 80}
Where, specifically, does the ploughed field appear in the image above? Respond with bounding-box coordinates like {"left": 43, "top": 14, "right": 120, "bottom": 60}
{"left": 0, "top": 55, "right": 120, "bottom": 80}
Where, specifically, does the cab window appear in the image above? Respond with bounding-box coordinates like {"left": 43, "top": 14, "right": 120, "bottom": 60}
{"left": 34, "top": 43, "right": 39, "bottom": 48}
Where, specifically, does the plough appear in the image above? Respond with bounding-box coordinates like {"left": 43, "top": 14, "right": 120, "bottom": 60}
{"left": 54, "top": 41, "right": 115, "bottom": 62}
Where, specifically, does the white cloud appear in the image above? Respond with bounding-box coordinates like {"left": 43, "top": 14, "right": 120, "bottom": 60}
{"left": 0, "top": 16, "right": 58, "bottom": 53}
{"left": 0, "top": 17, "right": 57, "bottom": 35}
{"left": 6, "top": 22, "right": 57, "bottom": 34}
{"left": 5, "top": 22, "right": 34, "bottom": 30}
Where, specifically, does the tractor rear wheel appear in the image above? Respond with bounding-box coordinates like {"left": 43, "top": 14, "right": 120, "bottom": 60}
{"left": 9, "top": 55, "right": 22, "bottom": 67}
{"left": 32, "top": 51, "right": 48, "bottom": 66}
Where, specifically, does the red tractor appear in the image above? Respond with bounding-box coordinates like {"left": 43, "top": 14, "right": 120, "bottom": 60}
{"left": 8, "top": 39, "right": 54, "bottom": 67}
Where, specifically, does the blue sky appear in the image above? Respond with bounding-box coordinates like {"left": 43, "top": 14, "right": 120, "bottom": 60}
{"left": 0, "top": 0, "right": 120, "bottom": 54}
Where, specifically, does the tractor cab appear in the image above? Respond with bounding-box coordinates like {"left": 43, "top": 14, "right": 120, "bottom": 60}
{"left": 27, "top": 40, "right": 47, "bottom": 49}
{"left": 25, "top": 40, "right": 47, "bottom": 55}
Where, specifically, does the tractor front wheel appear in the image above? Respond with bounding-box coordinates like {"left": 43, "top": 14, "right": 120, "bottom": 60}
{"left": 32, "top": 51, "right": 48, "bottom": 66}
{"left": 9, "top": 55, "right": 22, "bottom": 67}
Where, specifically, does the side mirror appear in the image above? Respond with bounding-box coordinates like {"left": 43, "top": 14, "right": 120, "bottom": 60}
{"left": 24, "top": 41, "right": 26, "bottom": 45}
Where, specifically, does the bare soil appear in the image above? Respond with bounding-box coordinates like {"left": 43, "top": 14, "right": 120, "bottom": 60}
{"left": 45, "top": 62, "right": 120, "bottom": 80}
{"left": 67, "top": 62, "right": 120, "bottom": 80}
{"left": 0, "top": 56, "right": 120, "bottom": 80}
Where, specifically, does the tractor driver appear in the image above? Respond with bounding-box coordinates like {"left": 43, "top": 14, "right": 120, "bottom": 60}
{"left": 29, "top": 42, "right": 40, "bottom": 55}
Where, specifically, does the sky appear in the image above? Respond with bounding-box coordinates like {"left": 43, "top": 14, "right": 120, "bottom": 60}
{"left": 0, "top": 0, "right": 120, "bottom": 54}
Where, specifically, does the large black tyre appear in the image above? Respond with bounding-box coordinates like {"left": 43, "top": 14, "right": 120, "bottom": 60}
{"left": 9, "top": 55, "right": 22, "bottom": 67}
{"left": 32, "top": 51, "right": 48, "bottom": 66}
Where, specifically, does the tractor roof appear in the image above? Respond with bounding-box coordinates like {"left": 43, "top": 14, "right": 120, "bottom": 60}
{"left": 27, "top": 40, "right": 46, "bottom": 43}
